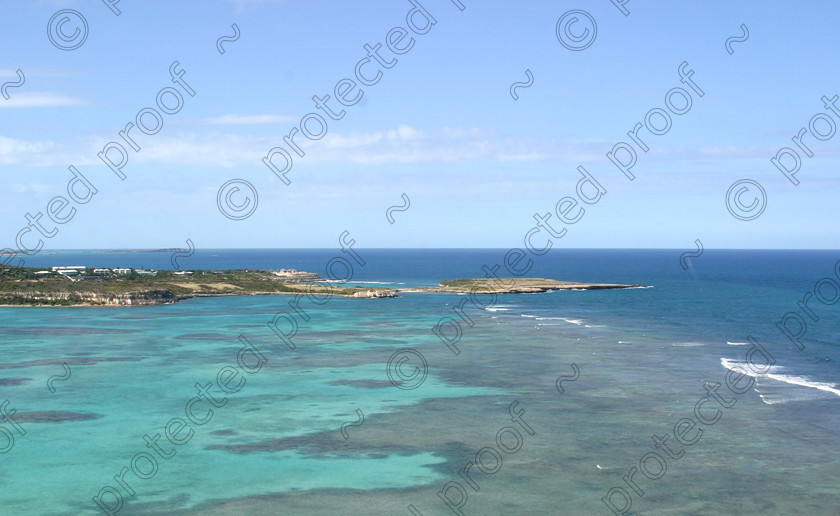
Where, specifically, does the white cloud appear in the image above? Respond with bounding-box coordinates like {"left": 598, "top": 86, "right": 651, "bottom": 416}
{"left": 9, "top": 183, "right": 53, "bottom": 194}
{"left": 0, "top": 136, "right": 63, "bottom": 165}
{"left": 0, "top": 92, "right": 89, "bottom": 109}
{"left": 192, "top": 114, "right": 299, "bottom": 125}
{"left": 3, "top": 124, "right": 788, "bottom": 170}
{"left": 313, "top": 124, "right": 558, "bottom": 164}
{"left": 0, "top": 125, "right": 561, "bottom": 168}
{"left": 139, "top": 133, "right": 267, "bottom": 167}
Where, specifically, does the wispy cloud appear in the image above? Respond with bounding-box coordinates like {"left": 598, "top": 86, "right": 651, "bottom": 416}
{"left": 313, "top": 125, "right": 562, "bottom": 164}
{"left": 223, "top": 0, "right": 289, "bottom": 15}
{"left": 9, "top": 183, "right": 54, "bottom": 194}
{"left": 0, "top": 125, "right": 562, "bottom": 167}
{"left": 0, "top": 136, "right": 62, "bottom": 165}
{"left": 0, "top": 92, "right": 89, "bottom": 109}
{"left": 1, "top": 124, "right": 811, "bottom": 170}
{"left": 192, "top": 114, "right": 299, "bottom": 125}
{"left": 135, "top": 125, "right": 568, "bottom": 166}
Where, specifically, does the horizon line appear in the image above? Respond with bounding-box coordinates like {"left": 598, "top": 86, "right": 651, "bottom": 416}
{"left": 30, "top": 247, "right": 840, "bottom": 252}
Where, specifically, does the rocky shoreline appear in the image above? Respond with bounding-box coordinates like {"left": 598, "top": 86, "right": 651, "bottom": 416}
{"left": 0, "top": 290, "right": 178, "bottom": 307}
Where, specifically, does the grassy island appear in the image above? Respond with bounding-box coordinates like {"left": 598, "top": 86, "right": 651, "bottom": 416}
{"left": 423, "top": 277, "right": 640, "bottom": 294}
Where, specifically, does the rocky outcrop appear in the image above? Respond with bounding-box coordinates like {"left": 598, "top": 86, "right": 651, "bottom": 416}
{"left": 351, "top": 289, "right": 398, "bottom": 298}
{"left": 270, "top": 270, "right": 323, "bottom": 283}
{"left": 0, "top": 289, "right": 177, "bottom": 306}
{"left": 423, "top": 278, "right": 645, "bottom": 294}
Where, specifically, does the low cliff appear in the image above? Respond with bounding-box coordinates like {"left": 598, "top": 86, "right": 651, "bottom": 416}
{"left": 351, "top": 289, "right": 398, "bottom": 298}
{"left": 0, "top": 290, "right": 177, "bottom": 306}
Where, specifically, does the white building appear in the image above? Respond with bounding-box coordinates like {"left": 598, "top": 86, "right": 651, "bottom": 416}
{"left": 113, "top": 268, "right": 131, "bottom": 274}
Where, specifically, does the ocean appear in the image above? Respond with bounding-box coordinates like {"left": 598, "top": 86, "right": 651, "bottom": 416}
{"left": 0, "top": 249, "right": 838, "bottom": 515}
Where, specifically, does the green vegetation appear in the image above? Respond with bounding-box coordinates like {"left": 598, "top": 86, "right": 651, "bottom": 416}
{"left": 0, "top": 266, "right": 386, "bottom": 305}
{"left": 0, "top": 267, "right": 639, "bottom": 306}
{"left": 436, "top": 278, "right": 627, "bottom": 292}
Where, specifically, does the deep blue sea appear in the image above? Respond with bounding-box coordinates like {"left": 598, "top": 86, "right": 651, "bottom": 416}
{"left": 1, "top": 249, "right": 838, "bottom": 515}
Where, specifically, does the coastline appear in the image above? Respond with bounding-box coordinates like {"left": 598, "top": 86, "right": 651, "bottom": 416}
{"left": 0, "top": 270, "right": 644, "bottom": 307}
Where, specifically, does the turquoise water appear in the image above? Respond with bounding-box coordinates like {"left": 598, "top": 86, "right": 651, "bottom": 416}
{"left": 1, "top": 250, "right": 839, "bottom": 514}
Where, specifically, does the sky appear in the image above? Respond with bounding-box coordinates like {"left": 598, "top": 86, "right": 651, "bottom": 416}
{"left": 1, "top": 0, "right": 839, "bottom": 250}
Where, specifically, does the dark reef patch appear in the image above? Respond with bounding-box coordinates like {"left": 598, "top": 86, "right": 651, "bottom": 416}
{"left": 14, "top": 411, "right": 102, "bottom": 423}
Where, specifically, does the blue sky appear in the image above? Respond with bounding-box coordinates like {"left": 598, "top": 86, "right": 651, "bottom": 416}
{"left": 1, "top": 0, "right": 839, "bottom": 250}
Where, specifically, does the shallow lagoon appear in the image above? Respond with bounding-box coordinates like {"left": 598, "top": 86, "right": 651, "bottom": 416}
{"left": 1, "top": 250, "right": 839, "bottom": 514}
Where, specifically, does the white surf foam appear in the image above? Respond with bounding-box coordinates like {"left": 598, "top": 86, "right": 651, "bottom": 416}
{"left": 765, "top": 374, "right": 840, "bottom": 397}
{"left": 720, "top": 358, "right": 784, "bottom": 375}
{"left": 350, "top": 281, "right": 403, "bottom": 285}
{"left": 719, "top": 358, "right": 840, "bottom": 404}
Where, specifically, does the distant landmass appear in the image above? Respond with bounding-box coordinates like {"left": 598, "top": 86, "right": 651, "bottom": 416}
{"left": 0, "top": 266, "right": 643, "bottom": 306}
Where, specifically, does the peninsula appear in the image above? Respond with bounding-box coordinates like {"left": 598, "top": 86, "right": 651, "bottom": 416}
{"left": 0, "top": 266, "right": 643, "bottom": 306}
